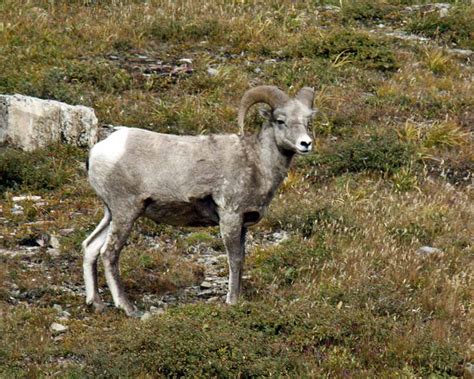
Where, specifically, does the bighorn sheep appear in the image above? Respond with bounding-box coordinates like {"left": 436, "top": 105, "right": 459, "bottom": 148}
{"left": 83, "top": 85, "right": 315, "bottom": 317}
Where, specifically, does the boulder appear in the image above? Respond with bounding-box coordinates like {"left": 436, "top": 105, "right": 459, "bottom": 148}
{"left": 0, "top": 94, "right": 98, "bottom": 151}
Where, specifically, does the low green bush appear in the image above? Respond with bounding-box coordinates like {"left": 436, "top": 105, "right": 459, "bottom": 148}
{"left": 149, "top": 17, "right": 224, "bottom": 43}
{"left": 0, "top": 145, "right": 85, "bottom": 194}
{"left": 295, "top": 29, "right": 398, "bottom": 71}
{"left": 406, "top": 5, "right": 474, "bottom": 49}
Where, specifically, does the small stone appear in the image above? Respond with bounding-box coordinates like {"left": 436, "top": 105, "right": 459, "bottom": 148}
{"left": 200, "top": 281, "right": 213, "bottom": 289}
{"left": 417, "top": 246, "right": 443, "bottom": 255}
{"left": 150, "top": 306, "right": 165, "bottom": 315}
{"left": 49, "top": 235, "right": 61, "bottom": 249}
{"left": 207, "top": 67, "right": 218, "bottom": 76}
{"left": 254, "top": 67, "right": 262, "bottom": 74}
{"left": 207, "top": 296, "right": 221, "bottom": 303}
{"left": 463, "top": 363, "right": 474, "bottom": 379}
{"left": 12, "top": 195, "right": 42, "bottom": 202}
{"left": 50, "top": 322, "right": 68, "bottom": 333}
{"left": 59, "top": 228, "right": 75, "bottom": 236}
{"left": 11, "top": 204, "right": 24, "bottom": 215}
{"left": 47, "top": 248, "right": 60, "bottom": 257}
{"left": 141, "top": 311, "right": 152, "bottom": 321}
{"left": 179, "top": 58, "right": 193, "bottom": 64}
{"left": 53, "top": 304, "right": 63, "bottom": 313}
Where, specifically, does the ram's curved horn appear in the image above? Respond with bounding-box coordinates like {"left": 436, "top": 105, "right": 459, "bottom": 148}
{"left": 237, "top": 86, "right": 289, "bottom": 135}
{"left": 295, "top": 87, "right": 315, "bottom": 109}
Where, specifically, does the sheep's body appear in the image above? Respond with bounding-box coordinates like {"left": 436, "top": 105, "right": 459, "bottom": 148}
{"left": 89, "top": 127, "right": 288, "bottom": 228}
{"left": 83, "top": 86, "right": 315, "bottom": 316}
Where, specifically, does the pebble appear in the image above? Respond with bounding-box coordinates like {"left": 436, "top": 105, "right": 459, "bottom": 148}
{"left": 11, "top": 204, "right": 24, "bottom": 215}
{"left": 200, "top": 281, "right": 213, "bottom": 289}
{"left": 207, "top": 67, "right": 218, "bottom": 76}
{"left": 53, "top": 304, "right": 63, "bottom": 313}
{"left": 59, "top": 228, "right": 75, "bottom": 236}
{"left": 50, "top": 322, "right": 68, "bottom": 333}
{"left": 150, "top": 306, "right": 165, "bottom": 315}
{"left": 207, "top": 296, "right": 221, "bottom": 303}
{"left": 12, "top": 195, "right": 42, "bottom": 202}
{"left": 464, "top": 363, "right": 474, "bottom": 379}
{"left": 417, "top": 246, "right": 443, "bottom": 256}
{"left": 141, "top": 312, "right": 153, "bottom": 321}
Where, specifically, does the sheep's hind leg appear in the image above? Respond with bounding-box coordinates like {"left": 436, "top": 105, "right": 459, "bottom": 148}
{"left": 220, "top": 214, "right": 246, "bottom": 305}
{"left": 100, "top": 216, "right": 141, "bottom": 317}
{"left": 82, "top": 208, "right": 111, "bottom": 312}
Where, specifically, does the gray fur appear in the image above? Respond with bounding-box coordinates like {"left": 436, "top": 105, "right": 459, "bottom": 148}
{"left": 82, "top": 86, "right": 315, "bottom": 317}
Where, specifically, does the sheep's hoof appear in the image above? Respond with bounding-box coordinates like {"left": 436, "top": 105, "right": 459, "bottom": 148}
{"left": 225, "top": 294, "right": 238, "bottom": 305}
{"left": 93, "top": 301, "right": 107, "bottom": 314}
{"left": 86, "top": 296, "right": 106, "bottom": 313}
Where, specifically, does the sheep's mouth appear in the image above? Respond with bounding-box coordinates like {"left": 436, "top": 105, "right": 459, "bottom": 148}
{"left": 296, "top": 147, "right": 311, "bottom": 155}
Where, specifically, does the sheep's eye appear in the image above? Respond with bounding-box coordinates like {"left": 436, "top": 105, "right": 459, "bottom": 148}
{"left": 276, "top": 119, "right": 286, "bottom": 126}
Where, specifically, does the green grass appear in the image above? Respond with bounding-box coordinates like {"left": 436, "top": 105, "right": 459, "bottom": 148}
{"left": 0, "top": 0, "right": 472, "bottom": 377}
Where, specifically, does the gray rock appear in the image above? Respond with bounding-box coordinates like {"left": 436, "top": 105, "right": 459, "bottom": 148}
{"left": 50, "top": 322, "right": 68, "bottom": 333}
{"left": 0, "top": 94, "right": 98, "bottom": 151}
{"left": 141, "top": 312, "right": 153, "bottom": 321}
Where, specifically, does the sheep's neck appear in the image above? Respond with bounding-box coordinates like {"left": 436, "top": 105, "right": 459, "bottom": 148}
{"left": 252, "top": 126, "right": 293, "bottom": 199}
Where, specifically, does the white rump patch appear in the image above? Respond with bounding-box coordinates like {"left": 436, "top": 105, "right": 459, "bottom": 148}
{"left": 90, "top": 128, "right": 129, "bottom": 168}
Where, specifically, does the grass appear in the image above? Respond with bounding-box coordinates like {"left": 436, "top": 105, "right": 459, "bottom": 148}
{"left": 0, "top": 0, "right": 472, "bottom": 377}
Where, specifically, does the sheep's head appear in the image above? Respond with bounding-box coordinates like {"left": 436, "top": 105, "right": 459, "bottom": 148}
{"left": 238, "top": 86, "right": 315, "bottom": 155}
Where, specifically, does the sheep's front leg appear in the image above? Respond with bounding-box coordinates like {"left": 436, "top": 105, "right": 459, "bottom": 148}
{"left": 220, "top": 213, "right": 246, "bottom": 304}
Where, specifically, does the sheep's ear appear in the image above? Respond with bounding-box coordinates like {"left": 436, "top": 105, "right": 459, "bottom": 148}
{"left": 296, "top": 87, "right": 315, "bottom": 109}
{"left": 258, "top": 107, "right": 272, "bottom": 120}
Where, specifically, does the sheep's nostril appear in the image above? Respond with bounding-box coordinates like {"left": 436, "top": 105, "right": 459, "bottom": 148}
{"left": 300, "top": 140, "right": 311, "bottom": 148}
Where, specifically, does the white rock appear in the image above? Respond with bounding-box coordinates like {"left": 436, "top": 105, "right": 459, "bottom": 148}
{"left": 50, "top": 322, "right": 68, "bottom": 333}
{"left": 200, "top": 281, "right": 213, "bottom": 289}
{"left": 12, "top": 195, "right": 42, "bottom": 202}
{"left": 150, "top": 306, "right": 165, "bottom": 315}
{"left": 0, "top": 94, "right": 98, "bottom": 151}
{"left": 49, "top": 235, "right": 61, "bottom": 249}
{"left": 417, "top": 246, "right": 443, "bottom": 255}
{"left": 141, "top": 311, "right": 153, "bottom": 321}
{"left": 207, "top": 67, "right": 219, "bottom": 77}
{"left": 52, "top": 304, "right": 63, "bottom": 313}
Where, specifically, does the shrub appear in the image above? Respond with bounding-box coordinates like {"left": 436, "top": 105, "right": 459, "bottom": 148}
{"left": 149, "top": 17, "right": 223, "bottom": 43}
{"left": 295, "top": 29, "right": 398, "bottom": 71}
{"left": 341, "top": 0, "right": 399, "bottom": 23}
{"left": 406, "top": 6, "right": 474, "bottom": 50}
{"left": 0, "top": 145, "right": 84, "bottom": 193}
{"left": 305, "top": 132, "right": 416, "bottom": 178}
